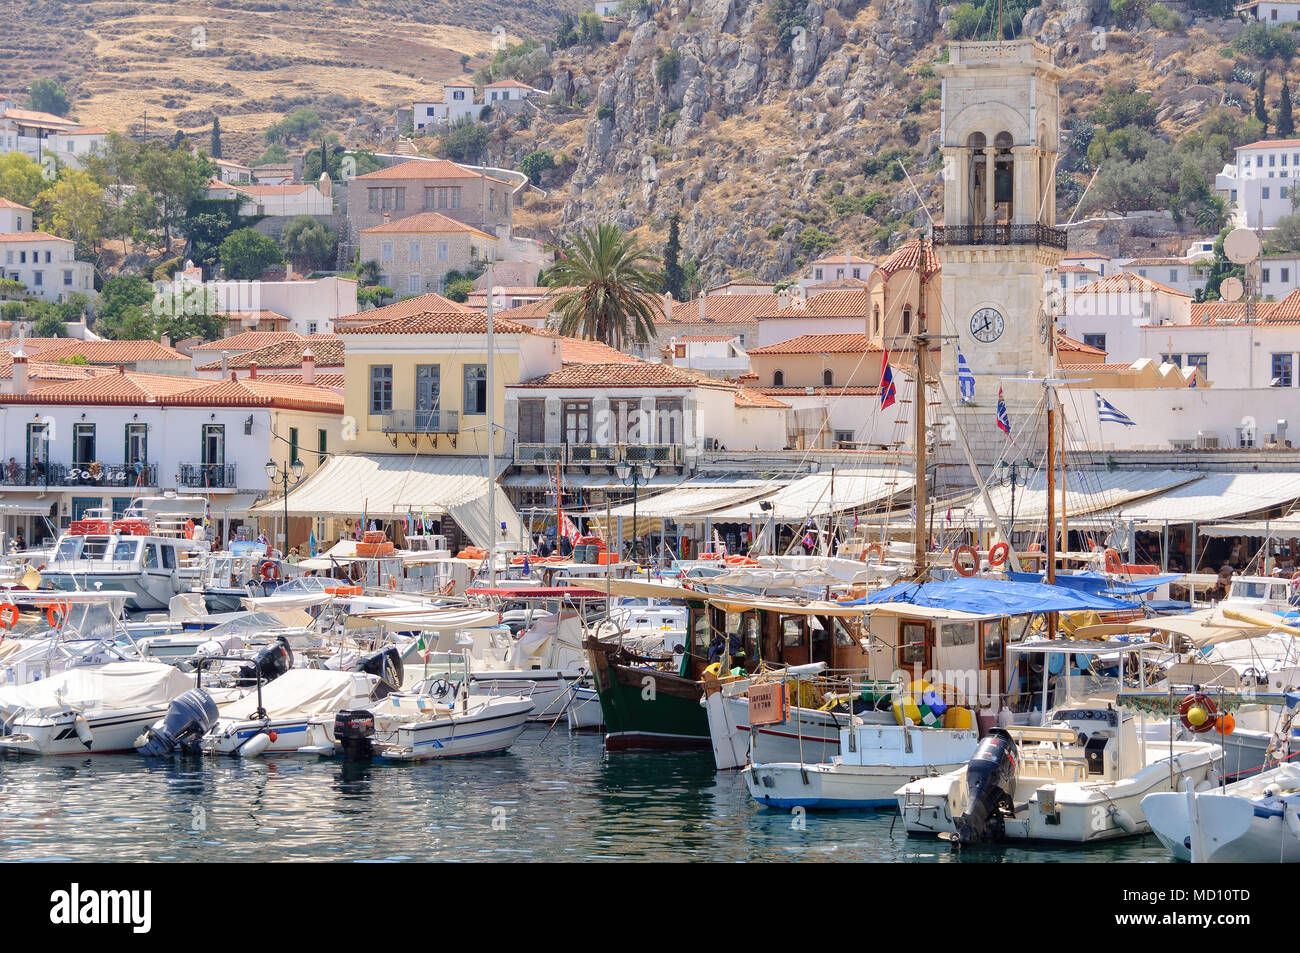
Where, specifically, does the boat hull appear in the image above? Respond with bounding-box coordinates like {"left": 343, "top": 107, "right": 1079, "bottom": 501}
{"left": 746, "top": 760, "right": 968, "bottom": 809}
{"left": 376, "top": 699, "right": 534, "bottom": 760}
{"left": 567, "top": 685, "right": 604, "bottom": 730}
{"left": 469, "top": 670, "right": 582, "bottom": 723}
{"left": 586, "top": 640, "right": 709, "bottom": 751}
{"left": 0, "top": 708, "right": 168, "bottom": 755}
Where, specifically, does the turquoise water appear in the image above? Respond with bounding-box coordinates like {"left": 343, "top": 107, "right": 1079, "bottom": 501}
{"left": 0, "top": 728, "right": 1174, "bottom": 862}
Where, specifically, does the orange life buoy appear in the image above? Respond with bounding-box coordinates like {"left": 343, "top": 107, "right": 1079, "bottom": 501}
{"left": 185, "top": 520, "right": 196, "bottom": 539}
{"left": 440, "top": 580, "right": 455, "bottom": 596}
{"left": 1104, "top": 548, "right": 1122, "bottom": 574}
{"left": 1028, "top": 542, "right": 1040, "bottom": 552}
{"left": 1178, "top": 692, "right": 1220, "bottom": 734}
{"left": 861, "top": 543, "right": 883, "bottom": 564}
{"left": 45, "top": 603, "right": 70, "bottom": 628}
{"left": 259, "top": 560, "right": 282, "bottom": 582}
{"left": 0, "top": 604, "right": 19, "bottom": 629}
{"left": 953, "top": 545, "right": 979, "bottom": 577}
{"left": 988, "top": 541, "right": 1010, "bottom": 568}
{"left": 324, "top": 585, "right": 362, "bottom": 596}
{"left": 388, "top": 575, "right": 397, "bottom": 590}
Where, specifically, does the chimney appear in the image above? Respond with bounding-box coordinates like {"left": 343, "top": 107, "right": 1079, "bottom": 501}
{"left": 778, "top": 290, "right": 790, "bottom": 310}
{"left": 160, "top": 331, "right": 170, "bottom": 348}
{"left": 230, "top": 371, "right": 238, "bottom": 381}
{"left": 12, "top": 349, "right": 28, "bottom": 395}
{"left": 301, "top": 348, "right": 315, "bottom": 384}
{"left": 382, "top": 211, "right": 391, "bottom": 225}
{"left": 117, "top": 363, "right": 126, "bottom": 374}
{"left": 249, "top": 360, "right": 258, "bottom": 379}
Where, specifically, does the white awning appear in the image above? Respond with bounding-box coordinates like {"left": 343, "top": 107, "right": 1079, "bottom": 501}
{"left": 0, "top": 501, "right": 54, "bottom": 517}
{"left": 709, "top": 467, "right": 910, "bottom": 520}
{"left": 963, "top": 469, "right": 1199, "bottom": 522}
{"left": 249, "top": 454, "right": 524, "bottom": 550}
{"left": 1112, "top": 472, "right": 1300, "bottom": 526}
{"left": 606, "top": 477, "right": 771, "bottom": 519}
{"left": 1198, "top": 518, "right": 1300, "bottom": 539}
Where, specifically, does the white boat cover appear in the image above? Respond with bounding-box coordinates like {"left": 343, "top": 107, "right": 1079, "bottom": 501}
{"left": 0, "top": 662, "right": 192, "bottom": 716}
{"left": 218, "top": 669, "right": 375, "bottom": 721}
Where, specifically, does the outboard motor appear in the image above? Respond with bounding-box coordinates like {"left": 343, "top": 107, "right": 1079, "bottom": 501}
{"left": 136, "top": 689, "right": 220, "bottom": 757}
{"left": 334, "top": 710, "right": 375, "bottom": 761}
{"left": 952, "top": 728, "right": 1019, "bottom": 845}
{"left": 237, "top": 637, "right": 293, "bottom": 686}
{"left": 357, "top": 645, "right": 403, "bottom": 697}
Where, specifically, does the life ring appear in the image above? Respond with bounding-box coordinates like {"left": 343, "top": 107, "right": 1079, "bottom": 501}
{"left": 892, "top": 679, "right": 946, "bottom": 728}
{"left": 953, "top": 545, "right": 979, "bottom": 577}
{"left": 45, "top": 603, "right": 70, "bottom": 628}
{"left": 0, "top": 604, "right": 19, "bottom": 629}
{"left": 861, "top": 543, "right": 883, "bottom": 564}
{"left": 988, "top": 541, "right": 1010, "bottom": 568}
{"left": 440, "top": 580, "right": 456, "bottom": 596}
{"left": 1104, "top": 548, "right": 1122, "bottom": 574}
{"left": 259, "top": 560, "right": 282, "bottom": 582}
{"left": 185, "top": 520, "right": 196, "bottom": 539}
{"left": 324, "top": 585, "right": 362, "bottom": 596}
{"left": 1179, "top": 692, "right": 1219, "bottom": 734}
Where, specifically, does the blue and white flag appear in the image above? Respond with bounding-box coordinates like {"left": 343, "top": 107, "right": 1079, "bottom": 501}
{"left": 957, "top": 347, "right": 976, "bottom": 403}
{"left": 995, "top": 387, "right": 1011, "bottom": 435}
{"left": 1095, "top": 391, "right": 1136, "bottom": 427}
{"left": 308, "top": 529, "right": 318, "bottom": 556}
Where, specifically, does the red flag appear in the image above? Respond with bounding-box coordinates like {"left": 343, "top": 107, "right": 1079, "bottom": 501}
{"left": 880, "top": 349, "right": 897, "bottom": 409}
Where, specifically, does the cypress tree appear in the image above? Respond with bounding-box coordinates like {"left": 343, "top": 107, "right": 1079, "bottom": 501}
{"left": 1256, "top": 69, "right": 1270, "bottom": 134}
{"left": 211, "top": 116, "right": 223, "bottom": 158}
{"left": 1280, "top": 77, "right": 1295, "bottom": 138}
{"left": 663, "top": 215, "right": 685, "bottom": 301}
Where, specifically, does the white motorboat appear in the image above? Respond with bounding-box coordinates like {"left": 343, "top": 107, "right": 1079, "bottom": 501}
{"left": 566, "top": 683, "right": 604, "bottom": 730}
{"left": 1144, "top": 762, "right": 1300, "bottom": 862}
{"left": 0, "top": 661, "right": 197, "bottom": 755}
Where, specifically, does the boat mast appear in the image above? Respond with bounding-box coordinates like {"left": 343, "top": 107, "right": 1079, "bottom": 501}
{"left": 486, "top": 260, "right": 497, "bottom": 586}
{"left": 913, "top": 240, "right": 932, "bottom": 576}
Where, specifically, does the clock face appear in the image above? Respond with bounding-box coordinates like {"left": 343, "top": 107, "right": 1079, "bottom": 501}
{"left": 970, "top": 307, "right": 1005, "bottom": 344}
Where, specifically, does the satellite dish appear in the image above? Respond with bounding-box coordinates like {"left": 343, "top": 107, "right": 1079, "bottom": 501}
{"left": 1224, "top": 228, "right": 1262, "bottom": 265}
{"left": 1220, "top": 277, "right": 1244, "bottom": 302}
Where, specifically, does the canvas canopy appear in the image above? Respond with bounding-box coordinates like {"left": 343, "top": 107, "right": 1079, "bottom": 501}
{"left": 843, "top": 577, "right": 1139, "bottom": 614}
{"left": 0, "top": 662, "right": 192, "bottom": 716}
{"left": 218, "top": 669, "right": 375, "bottom": 720}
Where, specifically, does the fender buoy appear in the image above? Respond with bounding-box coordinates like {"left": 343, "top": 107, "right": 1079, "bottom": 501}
{"left": 1179, "top": 692, "right": 1219, "bottom": 734}
{"left": 0, "top": 604, "right": 19, "bottom": 629}
{"left": 1104, "top": 548, "right": 1122, "bottom": 574}
{"left": 953, "top": 545, "right": 978, "bottom": 577}
{"left": 988, "top": 541, "right": 1010, "bottom": 568}
{"left": 861, "top": 543, "right": 883, "bottom": 564}
{"left": 259, "top": 560, "right": 282, "bottom": 582}
{"left": 185, "top": 520, "right": 196, "bottom": 539}
{"left": 892, "top": 680, "right": 945, "bottom": 728}
{"left": 45, "top": 603, "right": 69, "bottom": 628}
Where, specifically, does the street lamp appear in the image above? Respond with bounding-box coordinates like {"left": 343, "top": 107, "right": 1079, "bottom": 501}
{"left": 615, "top": 460, "right": 657, "bottom": 562}
{"left": 266, "top": 456, "right": 306, "bottom": 555}
{"left": 996, "top": 458, "right": 1033, "bottom": 544}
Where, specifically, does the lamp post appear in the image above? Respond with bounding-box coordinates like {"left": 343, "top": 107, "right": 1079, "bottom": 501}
{"left": 615, "top": 460, "right": 657, "bottom": 563}
{"left": 265, "top": 456, "right": 305, "bottom": 555}
{"left": 996, "top": 458, "right": 1033, "bottom": 547}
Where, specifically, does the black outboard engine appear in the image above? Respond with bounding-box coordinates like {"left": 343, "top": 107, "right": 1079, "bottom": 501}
{"left": 953, "top": 728, "right": 1018, "bottom": 845}
{"left": 136, "top": 689, "right": 220, "bottom": 757}
{"left": 237, "top": 637, "right": 293, "bottom": 686}
{"left": 334, "top": 710, "right": 375, "bottom": 761}
{"left": 358, "top": 645, "right": 404, "bottom": 697}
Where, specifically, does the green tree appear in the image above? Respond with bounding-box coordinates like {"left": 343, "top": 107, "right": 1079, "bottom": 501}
{"left": 219, "top": 227, "right": 283, "bottom": 279}
{"left": 281, "top": 216, "right": 337, "bottom": 271}
{"left": 443, "top": 276, "right": 474, "bottom": 302}
{"left": 1202, "top": 229, "right": 1245, "bottom": 300}
{"left": 257, "top": 143, "right": 289, "bottom": 166}
{"left": 46, "top": 169, "right": 110, "bottom": 258}
{"left": 1256, "top": 69, "right": 1270, "bottom": 136}
{"left": 264, "top": 108, "right": 322, "bottom": 145}
{"left": 357, "top": 285, "right": 395, "bottom": 307}
{"left": 1091, "top": 85, "right": 1159, "bottom": 131}
{"left": 556, "top": 14, "right": 580, "bottom": 48}
{"left": 27, "top": 78, "right": 70, "bottom": 116}
{"left": 95, "top": 275, "right": 155, "bottom": 339}
{"left": 133, "top": 142, "right": 213, "bottom": 249}
{"left": 182, "top": 198, "right": 246, "bottom": 276}
{"left": 29, "top": 302, "right": 68, "bottom": 337}
{"left": 519, "top": 150, "right": 555, "bottom": 186}
{"left": 662, "top": 214, "right": 686, "bottom": 300}
{"left": 655, "top": 49, "right": 681, "bottom": 91}
{"left": 211, "top": 116, "right": 223, "bottom": 159}
{"left": 1269, "top": 214, "right": 1300, "bottom": 253}
{"left": 356, "top": 260, "right": 382, "bottom": 286}
{"left": 1280, "top": 77, "right": 1295, "bottom": 139}
{"left": 57, "top": 292, "right": 92, "bottom": 324}
{"left": 545, "top": 223, "right": 662, "bottom": 350}
{"left": 440, "top": 116, "right": 489, "bottom": 164}
{"left": 0, "top": 152, "right": 51, "bottom": 209}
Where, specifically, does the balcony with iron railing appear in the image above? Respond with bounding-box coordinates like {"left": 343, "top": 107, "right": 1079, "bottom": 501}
{"left": 179, "top": 463, "right": 237, "bottom": 488}
{"left": 930, "top": 223, "right": 1068, "bottom": 250}
{"left": 0, "top": 462, "right": 159, "bottom": 487}
{"left": 380, "top": 409, "right": 460, "bottom": 447}
{"left": 512, "top": 443, "right": 684, "bottom": 468}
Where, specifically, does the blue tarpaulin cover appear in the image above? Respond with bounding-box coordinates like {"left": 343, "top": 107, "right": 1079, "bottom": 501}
{"left": 840, "top": 577, "right": 1140, "bottom": 614}
{"left": 1007, "top": 570, "right": 1183, "bottom": 596}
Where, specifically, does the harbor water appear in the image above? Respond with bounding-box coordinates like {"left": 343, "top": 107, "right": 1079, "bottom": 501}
{"left": 0, "top": 726, "right": 1175, "bottom": 862}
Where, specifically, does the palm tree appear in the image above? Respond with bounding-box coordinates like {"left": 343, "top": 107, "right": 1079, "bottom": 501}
{"left": 545, "top": 224, "right": 663, "bottom": 351}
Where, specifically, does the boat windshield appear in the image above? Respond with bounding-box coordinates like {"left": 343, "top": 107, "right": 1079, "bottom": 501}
{"left": 113, "top": 538, "right": 142, "bottom": 562}
{"left": 53, "top": 536, "right": 83, "bottom": 561}
{"left": 274, "top": 575, "right": 329, "bottom": 594}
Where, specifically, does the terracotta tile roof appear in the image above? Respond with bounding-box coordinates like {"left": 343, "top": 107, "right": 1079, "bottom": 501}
{"left": 668, "top": 334, "right": 738, "bottom": 343}
{"left": 1063, "top": 254, "right": 1112, "bottom": 261}
{"left": 0, "top": 370, "right": 204, "bottom": 404}
{"left": 466, "top": 286, "right": 553, "bottom": 298}
{"left": 165, "top": 376, "right": 344, "bottom": 414}
{"left": 217, "top": 310, "right": 292, "bottom": 326}
{"left": 261, "top": 372, "right": 347, "bottom": 389}
{"left": 196, "top": 334, "right": 341, "bottom": 370}
{"left": 809, "top": 277, "right": 870, "bottom": 289}
{"left": 558, "top": 337, "right": 639, "bottom": 365}
{"left": 361, "top": 212, "right": 495, "bottom": 240}
{"left": 32, "top": 339, "right": 187, "bottom": 364}
{"left": 1055, "top": 332, "right": 1106, "bottom": 355}
{"left": 1058, "top": 264, "right": 1099, "bottom": 274}
{"left": 1238, "top": 139, "right": 1300, "bottom": 150}
{"left": 1122, "top": 257, "right": 1199, "bottom": 267}
{"left": 0, "top": 351, "right": 113, "bottom": 381}
{"left": 665, "top": 294, "right": 775, "bottom": 325}
{"left": 757, "top": 289, "right": 872, "bottom": 319}
{"left": 60, "top": 126, "right": 108, "bottom": 136}
{"left": 809, "top": 253, "right": 874, "bottom": 266}
{"left": 514, "top": 362, "right": 736, "bottom": 390}
{"left": 0, "top": 368, "right": 342, "bottom": 413}
{"left": 735, "top": 388, "right": 789, "bottom": 408}
{"left": 1, "top": 108, "right": 79, "bottom": 128}
{"left": 748, "top": 333, "right": 879, "bottom": 355}
{"left": 1068, "top": 273, "right": 1191, "bottom": 299}
{"left": 1, "top": 338, "right": 69, "bottom": 354}
{"left": 492, "top": 300, "right": 556, "bottom": 322}
{"left": 353, "top": 159, "right": 510, "bottom": 186}
{"left": 879, "top": 239, "right": 941, "bottom": 277}
{"left": 336, "top": 312, "right": 535, "bottom": 335}
{"left": 0, "top": 198, "right": 32, "bottom": 211}
{"left": 758, "top": 385, "right": 880, "bottom": 396}
{"left": 337, "top": 291, "right": 476, "bottom": 325}
{"left": 1189, "top": 289, "right": 1300, "bottom": 325}
{"left": 0, "top": 231, "right": 71, "bottom": 244}
{"left": 485, "top": 80, "right": 543, "bottom": 90}
{"left": 191, "top": 330, "right": 304, "bottom": 351}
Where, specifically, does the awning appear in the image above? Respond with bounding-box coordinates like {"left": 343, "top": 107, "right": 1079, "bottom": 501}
{"left": 842, "top": 577, "right": 1139, "bottom": 614}
{"left": 1111, "top": 472, "right": 1300, "bottom": 526}
{"left": 710, "top": 467, "right": 910, "bottom": 521}
{"left": 1198, "top": 519, "right": 1300, "bottom": 539}
{"left": 605, "top": 477, "right": 771, "bottom": 519}
{"left": 249, "top": 453, "right": 523, "bottom": 550}
{"left": 963, "top": 469, "right": 1199, "bottom": 522}
{"left": 0, "top": 501, "right": 55, "bottom": 517}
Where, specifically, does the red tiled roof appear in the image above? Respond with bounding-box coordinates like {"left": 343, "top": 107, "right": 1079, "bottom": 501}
{"left": 0, "top": 232, "right": 71, "bottom": 244}
{"left": 1068, "top": 273, "right": 1191, "bottom": 299}
{"left": 1123, "top": 257, "right": 1199, "bottom": 267}
{"left": 1190, "top": 288, "right": 1300, "bottom": 325}
{"left": 0, "top": 351, "right": 113, "bottom": 381}
{"left": 1, "top": 108, "right": 78, "bottom": 128}
{"left": 485, "top": 80, "right": 543, "bottom": 90}
{"left": 32, "top": 339, "right": 187, "bottom": 364}
{"left": 191, "top": 330, "right": 304, "bottom": 351}
{"left": 261, "top": 372, "right": 347, "bottom": 389}
{"left": 0, "top": 370, "right": 204, "bottom": 403}
{"left": 1, "top": 338, "right": 69, "bottom": 354}
{"left": 1055, "top": 332, "right": 1106, "bottom": 355}
{"left": 879, "top": 239, "right": 941, "bottom": 277}
{"left": 60, "top": 126, "right": 108, "bottom": 136}
{"left": 665, "top": 294, "right": 775, "bottom": 325}
{"left": 558, "top": 337, "right": 639, "bottom": 365}
{"left": 756, "top": 289, "right": 872, "bottom": 319}
{"left": 164, "top": 377, "right": 343, "bottom": 413}
{"left": 0, "top": 198, "right": 32, "bottom": 211}
{"left": 809, "top": 277, "right": 870, "bottom": 289}
{"left": 809, "top": 253, "right": 873, "bottom": 266}
{"left": 1058, "top": 265, "right": 1098, "bottom": 274}
{"left": 513, "top": 362, "right": 736, "bottom": 390}
{"left": 336, "top": 291, "right": 475, "bottom": 325}
{"left": 196, "top": 335, "right": 341, "bottom": 370}
{"left": 734, "top": 388, "right": 789, "bottom": 408}
{"left": 1238, "top": 139, "right": 1300, "bottom": 150}
{"left": 492, "top": 300, "right": 555, "bottom": 322}
{"left": 668, "top": 334, "right": 738, "bottom": 343}
{"left": 360, "top": 212, "right": 495, "bottom": 239}
{"left": 353, "top": 159, "right": 509, "bottom": 185}
{"left": 337, "top": 312, "right": 535, "bottom": 335}
{"left": 748, "top": 333, "right": 879, "bottom": 355}
{"left": 0, "top": 369, "right": 342, "bottom": 413}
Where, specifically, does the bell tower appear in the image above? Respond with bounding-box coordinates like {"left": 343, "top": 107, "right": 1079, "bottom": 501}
{"left": 934, "top": 40, "right": 1068, "bottom": 465}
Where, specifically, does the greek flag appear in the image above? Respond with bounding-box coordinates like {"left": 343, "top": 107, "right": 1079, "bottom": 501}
{"left": 957, "top": 347, "right": 975, "bottom": 403}
{"left": 995, "top": 387, "right": 1011, "bottom": 435}
{"left": 879, "top": 349, "right": 897, "bottom": 409}
{"left": 1095, "top": 391, "right": 1136, "bottom": 427}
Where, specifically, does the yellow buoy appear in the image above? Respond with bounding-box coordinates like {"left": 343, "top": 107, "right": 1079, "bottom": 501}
{"left": 1187, "top": 705, "right": 1208, "bottom": 727}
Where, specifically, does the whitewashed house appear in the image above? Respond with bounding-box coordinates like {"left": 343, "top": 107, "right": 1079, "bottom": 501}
{"left": 0, "top": 233, "right": 97, "bottom": 303}
{"left": 1216, "top": 138, "right": 1300, "bottom": 229}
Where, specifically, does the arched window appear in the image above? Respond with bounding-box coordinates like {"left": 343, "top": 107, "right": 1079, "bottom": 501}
{"left": 773, "top": 370, "right": 784, "bottom": 386}
{"left": 902, "top": 306, "right": 911, "bottom": 335}
{"left": 823, "top": 369, "right": 834, "bottom": 387}
{"left": 873, "top": 305, "right": 881, "bottom": 335}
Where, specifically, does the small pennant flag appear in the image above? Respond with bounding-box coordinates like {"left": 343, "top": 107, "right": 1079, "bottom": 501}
{"left": 560, "top": 511, "right": 581, "bottom": 544}
{"left": 996, "top": 387, "right": 1012, "bottom": 435}
{"left": 880, "top": 349, "right": 897, "bottom": 409}
{"left": 1096, "top": 391, "right": 1136, "bottom": 427}
{"left": 957, "top": 347, "right": 976, "bottom": 403}
{"left": 1188, "top": 370, "right": 1198, "bottom": 388}
{"left": 802, "top": 532, "right": 814, "bottom": 548}
{"left": 308, "top": 529, "right": 317, "bottom": 556}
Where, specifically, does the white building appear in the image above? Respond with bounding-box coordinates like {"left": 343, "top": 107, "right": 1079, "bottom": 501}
{"left": 213, "top": 158, "right": 253, "bottom": 184}
{"left": 1234, "top": 1, "right": 1300, "bottom": 22}
{"left": 204, "top": 180, "right": 333, "bottom": 217}
{"left": 484, "top": 80, "right": 546, "bottom": 104}
{"left": 797, "top": 254, "right": 875, "bottom": 290}
{"left": 593, "top": 0, "right": 624, "bottom": 15}
{"left": 1257, "top": 254, "right": 1300, "bottom": 299}
{"left": 1116, "top": 257, "right": 1211, "bottom": 299}
{"left": 162, "top": 270, "right": 357, "bottom": 335}
{"left": 0, "top": 233, "right": 97, "bottom": 303}
{"left": 1062, "top": 273, "right": 1191, "bottom": 363}
{"left": 0, "top": 103, "right": 105, "bottom": 169}
{"left": 414, "top": 80, "right": 479, "bottom": 131}
{"left": 664, "top": 335, "right": 750, "bottom": 380}
{"left": 1216, "top": 138, "right": 1300, "bottom": 229}
{"left": 0, "top": 198, "right": 33, "bottom": 235}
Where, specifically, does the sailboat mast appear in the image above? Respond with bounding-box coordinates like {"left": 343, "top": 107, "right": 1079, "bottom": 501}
{"left": 486, "top": 260, "right": 496, "bottom": 586}
{"left": 1046, "top": 394, "right": 1055, "bottom": 586}
{"left": 913, "top": 243, "right": 930, "bottom": 575}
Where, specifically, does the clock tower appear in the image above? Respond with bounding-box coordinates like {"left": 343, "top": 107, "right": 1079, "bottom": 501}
{"left": 934, "top": 40, "right": 1068, "bottom": 464}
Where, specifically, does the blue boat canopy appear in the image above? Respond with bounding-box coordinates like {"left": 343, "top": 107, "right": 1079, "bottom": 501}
{"left": 840, "top": 577, "right": 1140, "bottom": 614}
{"left": 1006, "top": 570, "right": 1183, "bottom": 596}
